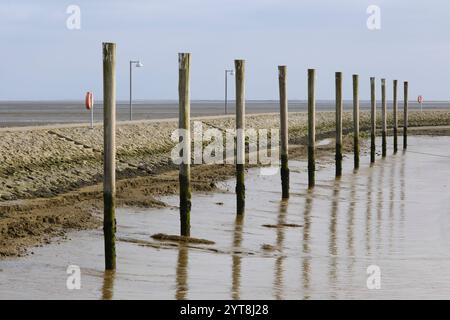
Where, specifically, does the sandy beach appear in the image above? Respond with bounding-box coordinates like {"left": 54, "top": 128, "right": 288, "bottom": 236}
{"left": 1, "top": 110, "right": 450, "bottom": 258}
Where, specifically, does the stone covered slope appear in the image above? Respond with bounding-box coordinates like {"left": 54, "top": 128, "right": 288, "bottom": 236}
{"left": 0, "top": 110, "right": 449, "bottom": 201}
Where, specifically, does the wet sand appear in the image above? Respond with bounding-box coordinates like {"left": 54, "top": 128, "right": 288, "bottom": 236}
{"left": 1, "top": 136, "right": 450, "bottom": 299}
{"left": 2, "top": 109, "right": 450, "bottom": 257}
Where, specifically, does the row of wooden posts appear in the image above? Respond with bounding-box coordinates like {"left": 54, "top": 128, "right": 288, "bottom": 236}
{"left": 101, "top": 43, "right": 409, "bottom": 270}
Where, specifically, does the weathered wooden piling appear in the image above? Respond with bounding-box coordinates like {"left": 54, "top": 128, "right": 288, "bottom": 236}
{"left": 335, "top": 72, "right": 343, "bottom": 177}
{"left": 278, "top": 66, "right": 289, "bottom": 199}
{"left": 381, "top": 79, "right": 387, "bottom": 157}
{"left": 178, "top": 53, "right": 191, "bottom": 236}
{"left": 393, "top": 80, "right": 398, "bottom": 153}
{"left": 102, "top": 42, "right": 116, "bottom": 270}
{"left": 307, "top": 69, "right": 316, "bottom": 188}
{"left": 403, "top": 81, "right": 409, "bottom": 149}
{"left": 352, "top": 74, "right": 360, "bottom": 169}
{"left": 370, "top": 77, "right": 376, "bottom": 164}
{"left": 235, "top": 59, "right": 245, "bottom": 215}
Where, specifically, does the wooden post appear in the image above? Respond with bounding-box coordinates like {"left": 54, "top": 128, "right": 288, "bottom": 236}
{"left": 352, "top": 74, "right": 360, "bottom": 169}
{"left": 370, "top": 77, "right": 376, "bottom": 164}
{"left": 103, "top": 42, "right": 116, "bottom": 270}
{"left": 179, "top": 53, "right": 191, "bottom": 236}
{"left": 381, "top": 79, "right": 387, "bottom": 158}
{"left": 393, "top": 80, "right": 398, "bottom": 154}
{"left": 235, "top": 59, "right": 245, "bottom": 215}
{"left": 278, "top": 66, "right": 289, "bottom": 199}
{"left": 307, "top": 69, "right": 316, "bottom": 188}
{"left": 403, "top": 81, "right": 408, "bottom": 149}
{"left": 335, "top": 72, "right": 343, "bottom": 177}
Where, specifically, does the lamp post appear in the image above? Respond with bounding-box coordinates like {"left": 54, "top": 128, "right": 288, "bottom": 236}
{"left": 129, "top": 60, "right": 143, "bottom": 121}
{"left": 224, "top": 69, "right": 234, "bottom": 114}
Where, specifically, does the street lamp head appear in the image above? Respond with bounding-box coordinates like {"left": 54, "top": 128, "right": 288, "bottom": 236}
{"left": 229, "top": 70, "right": 235, "bottom": 76}
{"left": 136, "top": 61, "right": 144, "bottom": 68}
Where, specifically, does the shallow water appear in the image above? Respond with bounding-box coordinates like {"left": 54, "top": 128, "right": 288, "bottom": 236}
{"left": 1, "top": 136, "right": 450, "bottom": 299}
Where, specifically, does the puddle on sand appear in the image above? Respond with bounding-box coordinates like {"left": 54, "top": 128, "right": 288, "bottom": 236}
{"left": 1, "top": 136, "right": 450, "bottom": 299}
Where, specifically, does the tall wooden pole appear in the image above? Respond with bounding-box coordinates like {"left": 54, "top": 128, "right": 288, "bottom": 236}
{"left": 235, "top": 59, "right": 245, "bottom": 215}
{"left": 352, "top": 74, "right": 360, "bottom": 169}
{"left": 307, "top": 69, "right": 316, "bottom": 188}
{"left": 381, "top": 79, "right": 387, "bottom": 158}
{"left": 370, "top": 77, "right": 376, "bottom": 164}
{"left": 278, "top": 66, "right": 289, "bottom": 199}
{"left": 103, "top": 42, "right": 116, "bottom": 270}
{"left": 393, "top": 80, "right": 398, "bottom": 154}
{"left": 403, "top": 81, "right": 408, "bottom": 150}
{"left": 179, "top": 53, "right": 191, "bottom": 236}
{"left": 335, "top": 72, "right": 343, "bottom": 177}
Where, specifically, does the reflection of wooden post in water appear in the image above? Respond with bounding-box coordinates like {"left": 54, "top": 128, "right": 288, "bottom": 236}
{"left": 328, "top": 181, "right": 339, "bottom": 297}
{"left": 103, "top": 42, "right": 117, "bottom": 270}
{"left": 388, "top": 159, "right": 396, "bottom": 252}
{"left": 101, "top": 270, "right": 116, "bottom": 300}
{"left": 335, "top": 72, "right": 343, "bottom": 177}
{"left": 179, "top": 53, "right": 191, "bottom": 236}
{"left": 399, "top": 153, "right": 406, "bottom": 250}
{"left": 376, "top": 157, "right": 385, "bottom": 245}
{"left": 235, "top": 59, "right": 246, "bottom": 215}
{"left": 301, "top": 192, "right": 313, "bottom": 295}
{"left": 346, "top": 173, "right": 356, "bottom": 276}
{"left": 352, "top": 74, "right": 360, "bottom": 170}
{"left": 365, "top": 168, "right": 374, "bottom": 255}
{"left": 278, "top": 66, "right": 289, "bottom": 199}
{"left": 274, "top": 200, "right": 288, "bottom": 300}
{"left": 393, "top": 80, "right": 398, "bottom": 154}
{"left": 381, "top": 79, "right": 387, "bottom": 158}
{"left": 403, "top": 81, "right": 409, "bottom": 150}
{"left": 370, "top": 77, "right": 376, "bottom": 164}
{"left": 307, "top": 69, "right": 316, "bottom": 188}
{"left": 176, "top": 245, "right": 189, "bottom": 300}
{"left": 231, "top": 215, "right": 244, "bottom": 300}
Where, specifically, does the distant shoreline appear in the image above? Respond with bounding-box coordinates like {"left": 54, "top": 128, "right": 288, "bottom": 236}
{"left": 0, "top": 101, "right": 448, "bottom": 128}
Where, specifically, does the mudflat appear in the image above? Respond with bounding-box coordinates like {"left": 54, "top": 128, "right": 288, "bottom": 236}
{"left": 1, "top": 110, "right": 450, "bottom": 258}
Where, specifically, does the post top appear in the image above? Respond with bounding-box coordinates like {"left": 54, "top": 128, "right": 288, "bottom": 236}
{"left": 178, "top": 53, "right": 191, "bottom": 70}
{"left": 102, "top": 42, "right": 116, "bottom": 62}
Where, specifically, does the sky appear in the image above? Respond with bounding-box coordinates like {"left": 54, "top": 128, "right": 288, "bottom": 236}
{"left": 0, "top": 0, "right": 449, "bottom": 101}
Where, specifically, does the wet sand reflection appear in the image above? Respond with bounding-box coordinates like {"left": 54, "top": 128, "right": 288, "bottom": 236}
{"left": 101, "top": 270, "right": 116, "bottom": 300}
{"left": 302, "top": 190, "right": 313, "bottom": 298}
{"left": 231, "top": 214, "right": 244, "bottom": 300}
{"left": 346, "top": 172, "right": 357, "bottom": 277}
{"left": 376, "top": 160, "right": 385, "bottom": 253}
{"left": 328, "top": 179, "right": 340, "bottom": 298}
{"left": 273, "top": 200, "right": 288, "bottom": 300}
{"left": 366, "top": 164, "right": 373, "bottom": 255}
{"left": 175, "top": 244, "right": 189, "bottom": 300}
{"left": 388, "top": 157, "right": 396, "bottom": 252}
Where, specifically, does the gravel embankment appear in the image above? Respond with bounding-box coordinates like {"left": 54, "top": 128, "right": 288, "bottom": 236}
{"left": 1, "top": 110, "right": 450, "bottom": 202}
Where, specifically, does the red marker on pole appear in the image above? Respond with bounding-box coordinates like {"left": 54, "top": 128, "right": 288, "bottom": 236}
{"left": 418, "top": 95, "right": 424, "bottom": 112}
{"left": 85, "top": 92, "right": 94, "bottom": 128}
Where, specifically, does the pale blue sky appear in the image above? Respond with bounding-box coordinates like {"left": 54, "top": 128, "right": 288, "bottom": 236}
{"left": 0, "top": 0, "right": 449, "bottom": 100}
